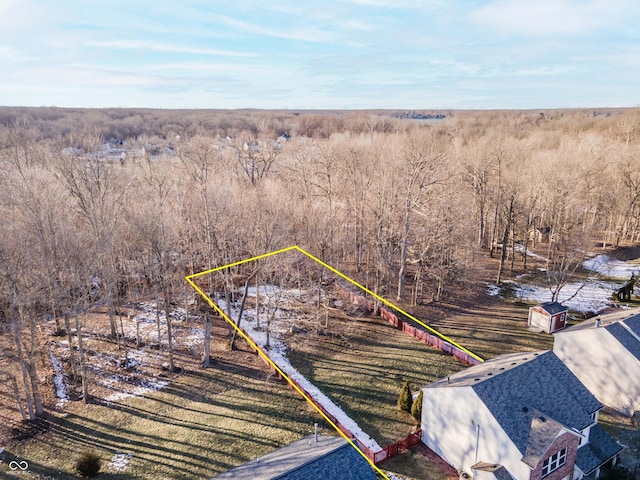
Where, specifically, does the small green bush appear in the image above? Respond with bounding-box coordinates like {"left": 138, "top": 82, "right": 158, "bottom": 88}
{"left": 411, "top": 390, "right": 423, "bottom": 422}
{"left": 397, "top": 381, "right": 412, "bottom": 413}
{"left": 76, "top": 450, "right": 101, "bottom": 478}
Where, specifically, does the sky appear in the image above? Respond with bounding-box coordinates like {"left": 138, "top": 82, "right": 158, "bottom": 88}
{"left": 1, "top": 0, "right": 639, "bottom": 110}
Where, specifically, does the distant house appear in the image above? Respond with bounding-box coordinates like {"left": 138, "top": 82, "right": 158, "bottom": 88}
{"left": 528, "top": 302, "right": 568, "bottom": 333}
{"left": 553, "top": 310, "right": 640, "bottom": 416}
{"left": 420, "top": 351, "right": 622, "bottom": 480}
{"left": 210, "top": 435, "right": 377, "bottom": 480}
{"left": 530, "top": 227, "right": 552, "bottom": 244}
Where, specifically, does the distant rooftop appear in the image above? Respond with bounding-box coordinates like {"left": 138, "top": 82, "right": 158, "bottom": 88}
{"left": 555, "top": 310, "right": 640, "bottom": 361}
{"left": 557, "top": 308, "right": 640, "bottom": 333}
{"left": 210, "top": 435, "right": 376, "bottom": 480}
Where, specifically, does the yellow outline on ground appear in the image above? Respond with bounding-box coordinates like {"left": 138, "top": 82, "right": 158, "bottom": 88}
{"left": 185, "top": 245, "right": 484, "bottom": 479}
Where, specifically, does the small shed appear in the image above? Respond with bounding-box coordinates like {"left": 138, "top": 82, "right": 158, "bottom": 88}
{"left": 528, "top": 302, "right": 568, "bottom": 333}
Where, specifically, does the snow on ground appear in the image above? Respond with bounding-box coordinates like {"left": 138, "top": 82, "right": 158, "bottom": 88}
{"left": 107, "top": 452, "right": 133, "bottom": 472}
{"left": 49, "top": 350, "right": 69, "bottom": 408}
{"left": 510, "top": 280, "right": 621, "bottom": 313}
{"left": 217, "top": 287, "right": 383, "bottom": 453}
{"left": 488, "top": 254, "right": 640, "bottom": 313}
{"left": 583, "top": 254, "right": 640, "bottom": 279}
{"left": 104, "top": 376, "right": 169, "bottom": 402}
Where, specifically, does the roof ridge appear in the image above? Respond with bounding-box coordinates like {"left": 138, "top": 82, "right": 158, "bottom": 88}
{"left": 620, "top": 318, "right": 640, "bottom": 343}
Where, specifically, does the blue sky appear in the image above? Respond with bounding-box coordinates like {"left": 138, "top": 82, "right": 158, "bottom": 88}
{"left": 1, "top": 0, "right": 639, "bottom": 109}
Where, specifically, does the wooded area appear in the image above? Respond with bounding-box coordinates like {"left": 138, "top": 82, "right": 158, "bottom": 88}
{"left": 1, "top": 106, "right": 640, "bottom": 423}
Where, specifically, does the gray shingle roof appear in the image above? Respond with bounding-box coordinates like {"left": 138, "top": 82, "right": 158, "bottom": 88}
{"left": 540, "top": 302, "right": 567, "bottom": 315}
{"left": 575, "top": 425, "right": 624, "bottom": 475}
{"left": 625, "top": 315, "right": 640, "bottom": 336}
{"left": 473, "top": 352, "right": 602, "bottom": 455}
{"left": 210, "top": 435, "right": 376, "bottom": 480}
{"left": 606, "top": 322, "right": 640, "bottom": 361}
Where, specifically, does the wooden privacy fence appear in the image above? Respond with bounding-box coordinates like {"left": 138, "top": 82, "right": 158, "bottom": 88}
{"left": 382, "top": 430, "right": 422, "bottom": 460}
{"left": 334, "top": 283, "right": 481, "bottom": 366}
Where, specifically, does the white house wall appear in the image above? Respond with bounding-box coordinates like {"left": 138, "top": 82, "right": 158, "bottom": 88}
{"left": 421, "top": 386, "right": 531, "bottom": 480}
{"left": 553, "top": 328, "right": 640, "bottom": 416}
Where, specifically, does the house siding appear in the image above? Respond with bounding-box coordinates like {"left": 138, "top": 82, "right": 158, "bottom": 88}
{"left": 530, "top": 432, "right": 579, "bottom": 480}
{"left": 421, "top": 386, "right": 531, "bottom": 480}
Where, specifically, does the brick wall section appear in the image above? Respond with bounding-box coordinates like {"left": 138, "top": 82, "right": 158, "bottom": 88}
{"left": 334, "top": 283, "right": 482, "bottom": 366}
{"left": 530, "top": 432, "right": 579, "bottom": 480}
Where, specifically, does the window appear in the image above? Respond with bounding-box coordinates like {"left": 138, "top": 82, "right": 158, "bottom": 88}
{"left": 542, "top": 448, "right": 567, "bottom": 477}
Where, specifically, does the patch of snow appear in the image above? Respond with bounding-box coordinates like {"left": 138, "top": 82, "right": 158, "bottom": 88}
{"left": 515, "top": 244, "right": 547, "bottom": 261}
{"left": 583, "top": 254, "right": 640, "bottom": 279}
{"left": 104, "top": 377, "right": 169, "bottom": 402}
{"left": 218, "top": 289, "right": 383, "bottom": 454}
{"left": 49, "top": 350, "right": 69, "bottom": 408}
{"left": 486, "top": 284, "right": 501, "bottom": 296}
{"left": 511, "top": 280, "right": 620, "bottom": 313}
{"left": 107, "top": 452, "right": 132, "bottom": 472}
{"left": 384, "top": 473, "right": 411, "bottom": 480}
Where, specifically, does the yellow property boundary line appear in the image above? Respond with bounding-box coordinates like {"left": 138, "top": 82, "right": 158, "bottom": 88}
{"left": 185, "top": 245, "right": 483, "bottom": 479}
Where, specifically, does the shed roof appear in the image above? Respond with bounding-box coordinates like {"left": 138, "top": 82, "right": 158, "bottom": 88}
{"left": 210, "top": 435, "right": 376, "bottom": 480}
{"left": 538, "top": 302, "right": 567, "bottom": 315}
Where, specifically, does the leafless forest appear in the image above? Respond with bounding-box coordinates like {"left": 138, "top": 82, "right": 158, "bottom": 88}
{"left": 2, "top": 106, "right": 640, "bottom": 423}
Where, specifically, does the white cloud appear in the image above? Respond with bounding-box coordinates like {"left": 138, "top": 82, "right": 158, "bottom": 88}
{"left": 85, "top": 40, "right": 261, "bottom": 57}
{"left": 469, "top": 0, "right": 632, "bottom": 37}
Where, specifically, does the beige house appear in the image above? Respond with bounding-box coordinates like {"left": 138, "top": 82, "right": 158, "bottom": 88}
{"left": 553, "top": 310, "right": 640, "bottom": 416}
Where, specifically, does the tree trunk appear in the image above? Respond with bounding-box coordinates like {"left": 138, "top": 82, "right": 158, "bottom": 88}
{"left": 10, "top": 375, "right": 27, "bottom": 421}
{"left": 14, "top": 330, "right": 35, "bottom": 420}
{"left": 496, "top": 197, "right": 514, "bottom": 286}
{"left": 397, "top": 197, "right": 412, "bottom": 301}
{"left": 75, "top": 313, "right": 89, "bottom": 403}
{"left": 26, "top": 314, "right": 43, "bottom": 416}
{"left": 202, "top": 312, "right": 211, "bottom": 367}
{"left": 64, "top": 311, "right": 78, "bottom": 380}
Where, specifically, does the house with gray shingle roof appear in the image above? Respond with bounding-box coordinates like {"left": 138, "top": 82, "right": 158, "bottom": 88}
{"left": 553, "top": 310, "right": 640, "bottom": 416}
{"left": 210, "top": 435, "right": 377, "bottom": 480}
{"left": 420, "top": 351, "right": 622, "bottom": 480}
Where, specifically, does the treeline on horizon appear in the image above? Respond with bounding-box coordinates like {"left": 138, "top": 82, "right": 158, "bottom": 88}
{"left": 1, "top": 105, "right": 640, "bottom": 420}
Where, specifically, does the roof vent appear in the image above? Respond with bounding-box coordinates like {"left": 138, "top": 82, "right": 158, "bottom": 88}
{"left": 539, "top": 416, "right": 546, "bottom": 422}
{"left": 474, "top": 378, "right": 480, "bottom": 381}
{"left": 522, "top": 407, "right": 529, "bottom": 413}
{"left": 487, "top": 373, "right": 493, "bottom": 376}
{"left": 511, "top": 362, "right": 517, "bottom": 365}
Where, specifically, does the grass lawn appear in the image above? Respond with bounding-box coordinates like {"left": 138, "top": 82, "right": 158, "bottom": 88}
{"left": 0, "top": 347, "right": 325, "bottom": 479}
{"left": 286, "top": 310, "right": 465, "bottom": 447}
